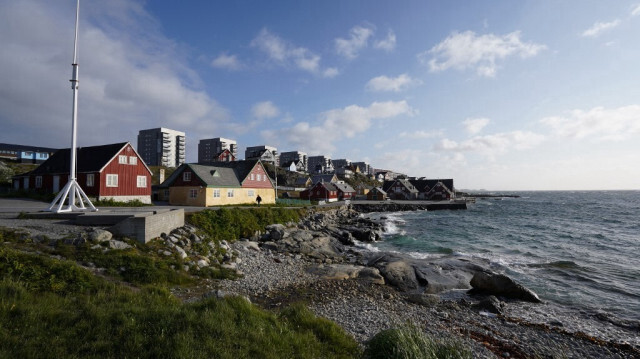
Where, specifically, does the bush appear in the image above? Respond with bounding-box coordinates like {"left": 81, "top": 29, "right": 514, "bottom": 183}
{"left": 365, "top": 324, "right": 471, "bottom": 359}
{"left": 188, "top": 207, "right": 306, "bottom": 242}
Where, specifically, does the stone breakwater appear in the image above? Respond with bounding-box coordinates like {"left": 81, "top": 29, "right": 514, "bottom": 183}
{"left": 216, "top": 207, "right": 639, "bottom": 358}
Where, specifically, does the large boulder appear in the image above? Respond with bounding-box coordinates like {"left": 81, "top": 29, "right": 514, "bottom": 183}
{"left": 470, "top": 271, "right": 541, "bottom": 303}
{"left": 88, "top": 229, "right": 112, "bottom": 242}
{"left": 265, "top": 224, "right": 286, "bottom": 241}
{"left": 379, "top": 260, "right": 419, "bottom": 291}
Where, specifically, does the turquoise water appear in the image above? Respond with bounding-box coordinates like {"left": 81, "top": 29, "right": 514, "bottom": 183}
{"left": 367, "top": 191, "right": 640, "bottom": 341}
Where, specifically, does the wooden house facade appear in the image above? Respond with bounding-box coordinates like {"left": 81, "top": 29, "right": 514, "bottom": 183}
{"left": 300, "top": 182, "right": 339, "bottom": 202}
{"left": 12, "top": 142, "right": 152, "bottom": 203}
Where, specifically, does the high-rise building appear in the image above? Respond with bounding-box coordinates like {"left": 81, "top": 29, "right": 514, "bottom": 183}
{"left": 245, "top": 145, "right": 278, "bottom": 165}
{"left": 137, "top": 128, "right": 185, "bottom": 168}
{"left": 279, "top": 151, "right": 307, "bottom": 172}
{"left": 352, "top": 161, "right": 373, "bottom": 175}
{"left": 332, "top": 158, "right": 352, "bottom": 169}
{"left": 198, "top": 137, "right": 237, "bottom": 164}
{"left": 308, "top": 155, "right": 334, "bottom": 174}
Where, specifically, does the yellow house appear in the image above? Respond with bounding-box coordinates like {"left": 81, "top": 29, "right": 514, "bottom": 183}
{"left": 162, "top": 160, "right": 275, "bottom": 206}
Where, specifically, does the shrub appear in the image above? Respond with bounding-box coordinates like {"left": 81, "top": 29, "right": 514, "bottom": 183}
{"left": 365, "top": 324, "right": 471, "bottom": 359}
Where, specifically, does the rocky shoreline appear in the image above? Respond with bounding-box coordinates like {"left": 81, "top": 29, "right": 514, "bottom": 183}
{"left": 1, "top": 209, "right": 638, "bottom": 358}
{"left": 214, "top": 207, "right": 639, "bottom": 358}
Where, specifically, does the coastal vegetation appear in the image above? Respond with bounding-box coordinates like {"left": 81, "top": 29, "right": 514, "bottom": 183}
{"left": 364, "top": 324, "right": 471, "bottom": 359}
{"left": 0, "top": 224, "right": 361, "bottom": 358}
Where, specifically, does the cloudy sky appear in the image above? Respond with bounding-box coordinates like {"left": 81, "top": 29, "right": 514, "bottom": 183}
{"left": 2, "top": 0, "right": 640, "bottom": 190}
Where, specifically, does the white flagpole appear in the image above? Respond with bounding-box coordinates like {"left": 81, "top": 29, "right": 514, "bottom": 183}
{"left": 48, "top": 0, "right": 96, "bottom": 213}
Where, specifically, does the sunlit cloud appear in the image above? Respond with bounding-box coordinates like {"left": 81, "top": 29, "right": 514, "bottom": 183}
{"left": 211, "top": 53, "right": 242, "bottom": 70}
{"left": 366, "top": 73, "right": 421, "bottom": 92}
{"left": 374, "top": 29, "right": 396, "bottom": 52}
{"left": 463, "top": 117, "right": 490, "bottom": 135}
{"left": 581, "top": 19, "right": 621, "bottom": 37}
{"left": 419, "top": 30, "right": 546, "bottom": 77}
{"left": 540, "top": 105, "right": 640, "bottom": 141}
{"left": 251, "top": 101, "right": 280, "bottom": 120}
{"left": 335, "top": 25, "right": 374, "bottom": 59}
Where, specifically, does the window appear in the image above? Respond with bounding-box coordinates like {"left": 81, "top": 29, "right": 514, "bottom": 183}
{"left": 257, "top": 174, "right": 261, "bottom": 181}
{"left": 250, "top": 173, "right": 255, "bottom": 180}
{"left": 23, "top": 178, "right": 29, "bottom": 189}
{"left": 137, "top": 176, "right": 147, "bottom": 188}
{"left": 118, "top": 155, "right": 127, "bottom": 164}
{"left": 248, "top": 190, "right": 255, "bottom": 197}
{"left": 106, "top": 174, "right": 118, "bottom": 187}
{"left": 35, "top": 176, "right": 42, "bottom": 188}
{"left": 86, "top": 174, "right": 94, "bottom": 187}
{"left": 183, "top": 172, "right": 191, "bottom": 181}
{"left": 129, "top": 156, "right": 137, "bottom": 165}
{"left": 213, "top": 189, "right": 220, "bottom": 198}
{"left": 189, "top": 189, "right": 198, "bottom": 198}
{"left": 227, "top": 189, "right": 234, "bottom": 197}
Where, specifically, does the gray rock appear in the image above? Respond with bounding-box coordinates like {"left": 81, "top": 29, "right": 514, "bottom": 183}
{"left": 88, "top": 229, "right": 112, "bottom": 242}
{"left": 266, "top": 224, "right": 286, "bottom": 241}
{"left": 197, "top": 259, "right": 209, "bottom": 268}
{"left": 379, "top": 260, "right": 419, "bottom": 291}
{"left": 406, "top": 293, "right": 441, "bottom": 306}
{"left": 261, "top": 241, "right": 280, "bottom": 251}
{"left": 174, "top": 246, "right": 188, "bottom": 259}
{"left": 470, "top": 271, "right": 541, "bottom": 303}
{"left": 473, "top": 295, "right": 504, "bottom": 314}
{"left": 236, "top": 241, "right": 261, "bottom": 252}
{"left": 109, "top": 240, "right": 132, "bottom": 250}
{"left": 357, "top": 267, "right": 385, "bottom": 285}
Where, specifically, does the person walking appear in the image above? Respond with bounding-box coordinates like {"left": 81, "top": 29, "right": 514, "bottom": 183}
{"left": 256, "top": 194, "right": 262, "bottom": 206}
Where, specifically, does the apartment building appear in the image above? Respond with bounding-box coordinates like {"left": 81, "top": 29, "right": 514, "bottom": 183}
{"left": 245, "top": 145, "right": 278, "bottom": 165}
{"left": 137, "top": 128, "right": 185, "bottom": 168}
{"left": 198, "top": 137, "right": 237, "bottom": 164}
{"left": 279, "top": 151, "right": 307, "bottom": 172}
{"left": 308, "top": 155, "right": 334, "bottom": 174}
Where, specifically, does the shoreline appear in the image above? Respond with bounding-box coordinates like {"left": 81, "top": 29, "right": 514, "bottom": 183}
{"left": 1, "top": 207, "right": 638, "bottom": 358}
{"left": 212, "top": 207, "right": 639, "bottom": 358}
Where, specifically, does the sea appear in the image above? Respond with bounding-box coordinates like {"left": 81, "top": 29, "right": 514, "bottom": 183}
{"left": 361, "top": 191, "right": 640, "bottom": 347}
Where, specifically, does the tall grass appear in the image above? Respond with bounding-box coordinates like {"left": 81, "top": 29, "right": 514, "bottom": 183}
{"left": 365, "top": 324, "right": 471, "bottom": 359}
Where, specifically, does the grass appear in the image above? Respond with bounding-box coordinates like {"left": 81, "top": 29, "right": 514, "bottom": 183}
{"left": 365, "top": 324, "right": 471, "bottom": 359}
{"left": 0, "top": 244, "right": 361, "bottom": 358}
{"left": 91, "top": 198, "right": 152, "bottom": 207}
{"left": 188, "top": 207, "right": 307, "bottom": 242}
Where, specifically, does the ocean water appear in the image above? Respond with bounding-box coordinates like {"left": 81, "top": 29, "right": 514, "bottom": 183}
{"left": 364, "top": 191, "right": 640, "bottom": 345}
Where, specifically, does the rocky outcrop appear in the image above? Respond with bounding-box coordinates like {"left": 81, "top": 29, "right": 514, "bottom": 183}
{"left": 469, "top": 271, "right": 542, "bottom": 303}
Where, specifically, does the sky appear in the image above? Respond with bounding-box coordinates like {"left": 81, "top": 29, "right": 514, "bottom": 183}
{"left": 1, "top": 0, "right": 640, "bottom": 190}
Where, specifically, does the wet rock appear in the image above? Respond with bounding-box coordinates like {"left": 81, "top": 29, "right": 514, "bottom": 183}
{"left": 470, "top": 271, "right": 541, "bottom": 303}
{"left": 473, "top": 295, "right": 504, "bottom": 314}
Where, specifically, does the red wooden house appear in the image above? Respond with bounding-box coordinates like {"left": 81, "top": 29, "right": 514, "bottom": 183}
{"left": 12, "top": 142, "right": 152, "bottom": 203}
{"left": 300, "top": 182, "right": 339, "bottom": 202}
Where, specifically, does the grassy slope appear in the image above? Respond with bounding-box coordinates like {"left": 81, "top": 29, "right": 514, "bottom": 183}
{"left": 0, "top": 224, "right": 361, "bottom": 358}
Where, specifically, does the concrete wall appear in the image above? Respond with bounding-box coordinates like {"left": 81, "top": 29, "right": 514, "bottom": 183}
{"left": 109, "top": 209, "right": 184, "bottom": 243}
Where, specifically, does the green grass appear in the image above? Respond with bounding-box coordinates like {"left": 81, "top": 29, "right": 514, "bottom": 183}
{"left": 188, "top": 207, "right": 306, "bottom": 242}
{"left": 365, "top": 324, "right": 471, "bottom": 359}
{"left": 0, "top": 245, "right": 361, "bottom": 358}
{"left": 91, "top": 198, "right": 152, "bottom": 207}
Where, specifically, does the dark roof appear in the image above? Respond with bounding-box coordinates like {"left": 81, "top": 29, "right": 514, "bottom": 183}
{"left": 294, "top": 176, "right": 311, "bottom": 185}
{"left": 163, "top": 160, "right": 267, "bottom": 188}
{"left": 382, "top": 180, "right": 395, "bottom": 192}
{"left": 396, "top": 179, "right": 419, "bottom": 193}
{"left": 409, "top": 179, "right": 454, "bottom": 192}
{"left": 333, "top": 182, "right": 356, "bottom": 193}
{"left": 370, "top": 187, "right": 387, "bottom": 195}
{"left": 30, "top": 142, "right": 128, "bottom": 175}
{"left": 0, "top": 143, "right": 59, "bottom": 153}
{"left": 311, "top": 174, "right": 336, "bottom": 184}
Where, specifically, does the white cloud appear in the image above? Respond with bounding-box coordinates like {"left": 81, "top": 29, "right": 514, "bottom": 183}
{"left": 335, "top": 25, "right": 374, "bottom": 59}
{"left": 251, "top": 28, "right": 333, "bottom": 76}
{"left": 581, "top": 19, "right": 621, "bottom": 37}
{"left": 374, "top": 29, "right": 396, "bottom": 51}
{"left": 263, "top": 101, "right": 415, "bottom": 153}
{"left": 433, "top": 131, "right": 545, "bottom": 156}
{"left": 632, "top": 4, "right": 640, "bottom": 16}
{"left": 251, "top": 101, "right": 280, "bottom": 120}
{"left": 399, "top": 130, "right": 444, "bottom": 139}
{"left": 0, "top": 0, "right": 228, "bottom": 160}
{"left": 419, "top": 31, "right": 546, "bottom": 77}
{"left": 211, "top": 53, "right": 241, "bottom": 70}
{"left": 366, "top": 73, "right": 421, "bottom": 92}
{"left": 462, "top": 117, "right": 490, "bottom": 135}
{"left": 540, "top": 105, "right": 640, "bottom": 141}
{"left": 323, "top": 67, "right": 339, "bottom": 78}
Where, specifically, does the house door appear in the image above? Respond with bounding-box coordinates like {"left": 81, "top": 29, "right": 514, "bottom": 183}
{"left": 13, "top": 180, "right": 19, "bottom": 190}
{"left": 23, "top": 178, "right": 29, "bottom": 189}
{"left": 53, "top": 176, "right": 60, "bottom": 192}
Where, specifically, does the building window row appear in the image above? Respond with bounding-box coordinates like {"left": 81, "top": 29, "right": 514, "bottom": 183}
{"left": 106, "top": 174, "right": 118, "bottom": 187}
{"left": 119, "top": 155, "right": 138, "bottom": 165}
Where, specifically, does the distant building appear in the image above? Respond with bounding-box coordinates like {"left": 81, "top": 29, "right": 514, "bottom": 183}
{"left": 245, "top": 145, "right": 278, "bottom": 165}
{"left": 137, "top": 128, "right": 185, "bottom": 168}
{"left": 198, "top": 137, "right": 237, "bottom": 165}
{"left": 332, "top": 158, "right": 351, "bottom": 169}
{"left": 352, "top": 161, "right": 372, "bottom": 175}
{"left": 308, "top": 155, "right": 334, "bottom": 174}
{"left": 279, "top": 151, "right": 307, "bottom": 172}
{"left": 310, "top": 173, "right": 338, "bottom": 185}
{"left": 0, "top": 143, "right": 58, "bottom": 164}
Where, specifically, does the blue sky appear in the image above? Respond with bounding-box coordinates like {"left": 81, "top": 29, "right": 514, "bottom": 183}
{"left": 1, "top": 0, "right": 640, "bottom": 190}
